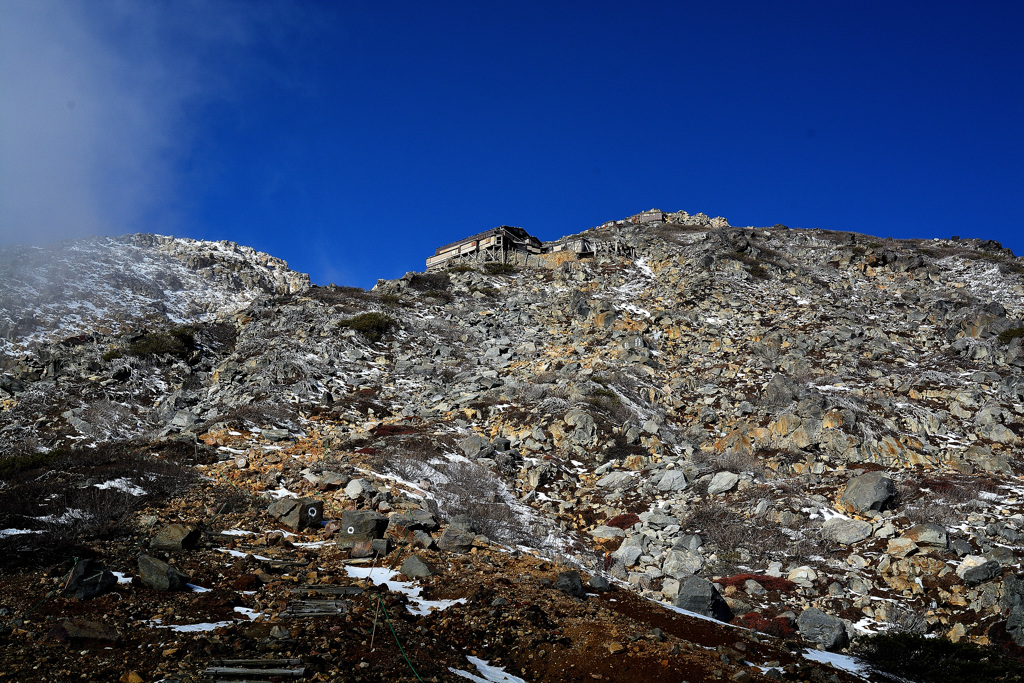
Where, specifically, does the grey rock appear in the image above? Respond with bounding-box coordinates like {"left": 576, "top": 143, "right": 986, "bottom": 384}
{"left": 448, "top": 514, "right": 477, "bottom": 533}
{"left": 459, "top": 434, "right": 494, "bottom": 459}
{"left": 763, "top": 374, "right": 802, "bottom": 407}
{"left": 412, "top": 530, "right": 435, "bottom": 549}
{"left": 950, "top": 538, "right": 973, "bottom": 557}
{"left": 344, "top": 478, "right": 373, "bottom": 499}
{"left": 1003, "top": 574, "right": 1024, "bottom": 646}
{"left": 656, "top": 470, "right": 689, "bottom": 492}
{"left": 662, "top": 548, "right": 704, "bottom": 578}
{"left": 317, "top": 471, "right": 349, "bottom": 489}
{"left": 336, "top": 510, "right": 388, "bottom": 549}
{"left": 267, "top": 497, "right": 324, "bottom": 531}
{"left": 588, "top": 575, "right": 611, "bottom": 591}
{"left": 820, "top": 518, "right": 873, "bottom": 545}
{"left": 553, "top": 570, "right": 586, "bottom": 599}
{"left": 596, "top": 471, "right": 635, "bottom": 489}
{"left": 985, "top": 546, "right": 1016, "bottom": 565}
{"left": 261, "top": 428, "right": 290, "bottom": 442}
{"left": 902, "top": 523, "right": 948, "bottom": 548}
{"left": 671, "top": 575, "right": 732, "bottom": 622}
{"left": 613, "top": 545, "right": 643, "bottom": 567}
{"left": 707, "top": 471, "right": 739, "bottom": 495}
{"left": 150, "top": 524, "right": 200, "bottom": 552}
{"left": 797, "top": 607, "right": 848, "bottom": 651}
{"left": 590, "top": 525, "right": 627, "bottom": 540}
{"left": 436, "top": 526, "right": 476, "bottom": 553}
{"left": 399, "top": 555, "right": 434, "bottom": 579}
{"left": 673, "top": 534, "right": 703, "bottom": 552}
{"left": 959, "top": 558, "right": 1001, "bottom": 586}
{"left": 840, "top": 471, "right": 897, "bottom": 512}
{"left": 137, "top": 554, "right": 190, "bottom": 591}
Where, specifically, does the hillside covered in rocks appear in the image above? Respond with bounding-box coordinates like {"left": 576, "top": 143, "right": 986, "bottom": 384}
{"left": 2, "top": 214, "right": 1024, "bottom": 682}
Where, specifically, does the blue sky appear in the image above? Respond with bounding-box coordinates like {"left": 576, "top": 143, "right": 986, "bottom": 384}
{"left": 2, "top": 1, "right": 1022, "bottom": 288}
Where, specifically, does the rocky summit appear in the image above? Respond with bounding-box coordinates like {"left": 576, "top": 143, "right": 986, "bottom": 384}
{"left": 1, "top": 215, "right": 1023, "bottom": 682}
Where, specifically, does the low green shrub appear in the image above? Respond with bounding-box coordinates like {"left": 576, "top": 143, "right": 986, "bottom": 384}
{"left": 482, "top": 262, "right": 517, "bottom": 275}
{"left": 408, "top": 272, "right": 451, "bottom": 291}
{"left": 423, "top": 289, "right": 453, "bottom": 303}
{"left": 446, "top": 264, "right": 477, "bottom": 274}
{"left": 997, "top": 327, "right": 1024, "bottom": 345}
{"left": 0, "top": 449, "right": 60, "bottom": 477}
{"left": 338, "top": 312, "right": 396, "bottom": 342}
{"left": 127, "top": 327, "right": 196, "bottom": 358}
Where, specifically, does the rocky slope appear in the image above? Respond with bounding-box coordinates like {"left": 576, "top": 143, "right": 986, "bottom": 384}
{"left": 1, "top": 215, "right": 1023, "bottom": 682}
{"left": 0, "top": 233, "right": 309, "bottom": 354}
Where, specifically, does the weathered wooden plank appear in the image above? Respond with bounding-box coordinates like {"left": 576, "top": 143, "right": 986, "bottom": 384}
{"left": 202, "top": 666, "right": 305, "bottom": 677}
{"left": 288, "top": 585, "right": 363, "bottom": 596}
{"left": 207, "top": 658, "right": 301, "bottom": 666}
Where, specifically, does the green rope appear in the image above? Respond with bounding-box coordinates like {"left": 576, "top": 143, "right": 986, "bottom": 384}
{"left": 376, "top": 593, "right": 424, "bottom": 682}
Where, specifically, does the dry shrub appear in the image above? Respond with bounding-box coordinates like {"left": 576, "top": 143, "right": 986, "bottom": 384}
{"left": 605, "top": 513, "right": 640, "bottom": 530}
{"left": 899, "top": 474, "right": 983, "bottom": 526}
{"left": 436, "top": 461, "right": 534, "bottom": 546}
{"left": 732, "top": 612, "right": 797, "bottom": 638}
{"left": 201, "top": 401, "right": 299, "bottom": 431}
{"left": 681, "top": 501, "right": 815, "bottom": 570}
{"left": 0, "top": 440, "right": 197, "bottom": 568}
{"left": 716, "top": 573, "right": 796, "bottom": 592}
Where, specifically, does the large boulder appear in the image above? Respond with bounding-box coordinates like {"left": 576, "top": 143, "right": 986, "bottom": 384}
{"left": 902, "top": 523, "right": 948, "bottom": 549}
{"left": 267, "top": 497, "right": 324, "bottom": 531}
{"left": 707, "top": 471, "right": 739, "bottom": 495}
{"left": 150, "top": 524, "right": 200, "bottom": 552}
{"left": 564, "top": 409, "right": 597, "bottom": 444}
{"left": 436, "top": 526, "right": 476, "bottom": 553}
{"left": 762, "top": 374, "right": 802, "bottom": 407}
{"left": 137, "top": 555, "right": 190, "bottom": 591}
{"left": 840, "top": 471, "right": 897, "bottom": 513}
{"left": 797, "top": 607, "right": 848, "bottom": 651}
{"left": 662, "top": 549, "right": 705, "bottom": 578}
{"left": 1003, "top": 574, "right": 1024, "bottom": 646}
{"left": 656, "top": 470, "right": 689, "bottom": 492}
{"left": 957, "top": 556, "right": 1001, "bottom": 586}
{"left": 459, "top": 434, "right": 494, "bottom": 459}
{"left": 820, "top": 517, "right": 873, "bottom": 545}
{"left": 336, "top": 510, "right": 388, "bottom": 550}
{"left": 671, "top": 575, "right": 732, "bottom": 622}
{"left": 553, "top": 570, "right": 586, "bottom": 599}
{"left": 399, "top": 555, "right": 434, "bottom": 579}
{"left": 62, "top": 559, "right": 117, "bottom": 600}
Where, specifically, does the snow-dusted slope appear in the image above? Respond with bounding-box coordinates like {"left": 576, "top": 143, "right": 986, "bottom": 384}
{"left": 0, "top": 234, "right": 309, "bottom": 353}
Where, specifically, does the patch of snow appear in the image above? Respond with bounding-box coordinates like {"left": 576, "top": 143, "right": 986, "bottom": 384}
{"left": 0, "top": 528, "right": 43, "bottom": 538}
{"left": 187, "top": 584, "right": 211, "bottom": 593}
{"left": 265, "top": 486, "right": 297, "bottom": 499}
{"left": 94, "top": 478, "right": 146, "bottom": 496}
{"left": 802, "top": 649, "right": 871, "bottom": 678}
{"left": 345, "top": 566, "right": 467, "bottom": 616}
{"left": 35, "top": 508, "right": 91, "bottom": 524}
{"left": 216, "top": 547, "right": 272, "bottom": 561}
{"left": 150, "top": 619, "right": 232, "bottom": 633}
{"left": 233, "top": 606, "right": 262, "bottom": 620}
{"left": 450, "top": 656, "right": 528, "bottom": 683}
{"left": 111, "top": 571, "right": 132, "bottom": 584}
{"left": 220, "top": 529, "right": 255, "bottom": 536}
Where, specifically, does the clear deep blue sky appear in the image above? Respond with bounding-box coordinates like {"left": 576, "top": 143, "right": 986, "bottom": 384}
{"left": 2, "top": 1, "right": 1022, "bottom": 288}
